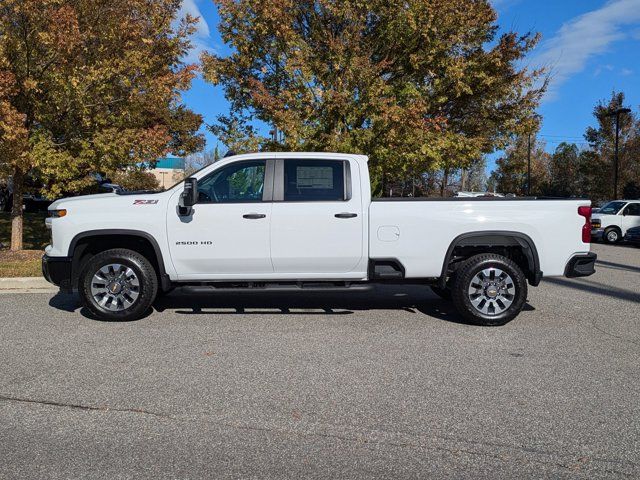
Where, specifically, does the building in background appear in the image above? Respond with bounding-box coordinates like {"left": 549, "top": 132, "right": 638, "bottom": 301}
{"left": 150, "top": 157, "right": 185, "bottom": 189}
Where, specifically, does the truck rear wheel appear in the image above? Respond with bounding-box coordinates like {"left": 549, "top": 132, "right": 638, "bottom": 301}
{"left": 451, "top": 254, "right": 527, "bottom": 326}
{"left": 79, "top": 248, "right": 158, "bottom": 321}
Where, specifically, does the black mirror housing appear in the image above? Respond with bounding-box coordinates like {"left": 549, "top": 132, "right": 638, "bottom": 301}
{"left": 178, "top": 177, "right": 198, "bottom": 215}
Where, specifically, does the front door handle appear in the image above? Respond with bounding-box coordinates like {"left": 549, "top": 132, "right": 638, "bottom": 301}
{"left": 335, "top": 212, "right": 358, "bottom": 219}
{"left": 243, "top": 213, "right": 266, "bottom": 219}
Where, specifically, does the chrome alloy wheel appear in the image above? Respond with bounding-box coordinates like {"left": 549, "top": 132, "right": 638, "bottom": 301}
{"left": 467, "top": 268, "right": 515, "bottom": 316}
{"left": 606, "top": 230, "right": 619, "bottom": 242}
{"left": 90, "top": 263, "right": 140, "bottom": 311}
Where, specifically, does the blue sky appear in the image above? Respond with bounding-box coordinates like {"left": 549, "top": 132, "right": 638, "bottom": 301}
{"left": 178, "top": 0, "right": 640, "bottom": 172}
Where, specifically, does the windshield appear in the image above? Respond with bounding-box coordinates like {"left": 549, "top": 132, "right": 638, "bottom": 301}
{"left": 598, "top": 201, "right": 627, "bottom": 215}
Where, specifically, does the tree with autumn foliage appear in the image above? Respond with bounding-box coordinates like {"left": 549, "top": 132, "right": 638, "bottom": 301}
{"left": 0, "top": 0, "right": 204, "bottom": 250}
{"left": 489, "top": 134, "right": 550, "bottom": 196}
{"left": 202, "top": 0, "right": 546, "bottom": 192}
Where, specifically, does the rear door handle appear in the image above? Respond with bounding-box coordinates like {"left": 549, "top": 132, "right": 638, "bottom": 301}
{"left": 335, "top": 213, "right": 358, "bottom": 219}
{"left": 243, "top": 213, "right": 266, "bottom": 219}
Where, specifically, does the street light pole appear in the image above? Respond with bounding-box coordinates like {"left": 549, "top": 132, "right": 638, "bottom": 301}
{"left": 605, "top": 107, "right": 631, "bottom": 199}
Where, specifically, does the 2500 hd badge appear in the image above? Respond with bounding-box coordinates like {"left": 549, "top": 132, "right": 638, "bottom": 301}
{"left": 175, "top": 241, "right": 213, "bottom": 246}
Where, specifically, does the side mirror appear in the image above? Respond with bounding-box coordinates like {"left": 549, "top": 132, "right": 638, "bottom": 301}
{"left": 178, "top": 177, "right": 198, "bottom": 215}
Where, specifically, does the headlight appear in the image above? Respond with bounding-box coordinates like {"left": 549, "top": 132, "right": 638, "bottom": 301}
{"left": 48, "top": 209, "right": 67, "bottom": 218}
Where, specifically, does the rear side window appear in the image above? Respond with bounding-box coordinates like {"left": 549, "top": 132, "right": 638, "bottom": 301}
{"left": 283, "top": 160, "right": 346, "bottom": 201}
{"left": 624, "top": 203, "right": 640, "bottom": 216}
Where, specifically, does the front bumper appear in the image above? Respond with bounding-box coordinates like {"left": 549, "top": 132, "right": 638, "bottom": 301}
{"left": 564, "top": 252, "right": 597, "bottom": 278}
{"left": 42, "top": 254, "right": 73, "bottom": 292}
{"left": 591, "top": 228, "right": 604, "bottom": 239}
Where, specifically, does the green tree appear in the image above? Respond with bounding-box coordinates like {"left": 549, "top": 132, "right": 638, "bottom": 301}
{"left": 203, "top": 0, "right": 545, "bottom": 187}
{"left": 491, "top": 134, "right": 549, "bottom": 196}
{"left": 547, "top": 142, "right": 580, "bottom": 197}
{"left": 583, "top": 91, "right": 638, "bottom": 202}
{"left": 0, "top": 0, "right": 204, "bottom": 250}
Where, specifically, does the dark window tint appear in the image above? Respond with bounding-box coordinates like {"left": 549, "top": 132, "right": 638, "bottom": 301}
{"left": 284, "top": 160, "right": 345, "bottom": 201}
{"left": 198, "top": 161, "right": 265, "bottom": 203}
{"left": 599, "top": 201, "right": 626, "bottom": 215}
{"left": 624, "top": 203, "right": 640, "bottom": 216}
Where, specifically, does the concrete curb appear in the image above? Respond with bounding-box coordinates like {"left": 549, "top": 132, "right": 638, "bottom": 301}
{"left": 0, "top": 276, "right": 58, "bottom": 294}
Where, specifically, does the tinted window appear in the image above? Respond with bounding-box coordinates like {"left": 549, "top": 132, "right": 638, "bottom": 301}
{"left": 198, "top": 161, "right": 265, "bottom": 203}
{"left": 284, "top": 160, "right": 345, "bottom": 201}
{"left": 624, "top": 203, "right": 640, "bottom": 216}
{"left": 599, "top": 201, "right": 626, "bottom": 215}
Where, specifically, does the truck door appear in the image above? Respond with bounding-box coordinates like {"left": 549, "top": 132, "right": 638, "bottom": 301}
{"left": 269, "top": 158, "right": 365, "bottom": 275}
{"left": 166, "top": 159, "right": 274, "bottom": 278}
{"left": 622, "top": 202, "right": 640, "bottom": 233}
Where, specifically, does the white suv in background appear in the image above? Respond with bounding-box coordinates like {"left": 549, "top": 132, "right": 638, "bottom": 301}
{"left": 591, "top": 200, "right": 640, "bottom": 243}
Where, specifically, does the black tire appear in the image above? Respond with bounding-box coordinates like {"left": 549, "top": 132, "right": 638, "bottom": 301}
{"left": 451, "top": 254, "right": 527, "bottom": 326}
{"left": 603, "top": 227, "right": 621, "bottom": 244}
{"left": 79, "top": 248, "right": 158, "bottom": 321}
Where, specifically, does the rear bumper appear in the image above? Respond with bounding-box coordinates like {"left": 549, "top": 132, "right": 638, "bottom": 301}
{"left": 42, "top": 254, "right": 73, "bottom": 292}
{"left": 564, "top": 252, "right": 597, "bottom": 278}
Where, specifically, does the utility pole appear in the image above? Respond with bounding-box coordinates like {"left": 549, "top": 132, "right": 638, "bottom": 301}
{"left": 527, "top": 133, "right": 531, "bottom": 196}
{"left": 604, "top": 107, "right": 631, "bottom": 199}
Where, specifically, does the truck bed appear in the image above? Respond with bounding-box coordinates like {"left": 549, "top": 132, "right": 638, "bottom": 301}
{"left": 369, "top": 197, "right": 591, "bottom": 279}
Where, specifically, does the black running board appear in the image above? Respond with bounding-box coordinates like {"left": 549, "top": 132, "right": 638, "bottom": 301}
{"left": 177, "top": 282, "right": 374, "bottom": 294}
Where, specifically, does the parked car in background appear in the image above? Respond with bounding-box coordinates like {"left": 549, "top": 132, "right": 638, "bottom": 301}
{"left": 591, "top": 200, "right": 640, "bottom": 243}
{"left": 0, "top": 175, "right": 122, "bottom": 213}
{"left": 455, "top": 191, "right": 504, "bottom": 198}
{"left": 0, "top": 179, "right": 53, "bottom": 213}
{"left": 624, "top": 225, "right": 640, "bottom": 246}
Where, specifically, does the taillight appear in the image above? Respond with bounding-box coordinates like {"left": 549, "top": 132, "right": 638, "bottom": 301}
{"left": 578, "top": 206, "right": 592, "bottom": 243}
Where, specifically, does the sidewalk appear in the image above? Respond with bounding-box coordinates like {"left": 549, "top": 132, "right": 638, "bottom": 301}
{"left": 0, "top": 276, "right": 58, "bottom": 294}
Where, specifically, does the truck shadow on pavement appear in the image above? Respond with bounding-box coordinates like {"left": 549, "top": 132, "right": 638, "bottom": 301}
{"left": 595, "top": 259, "right": 640, "bottom": 274}
{"left": 48, "top": 284, "right": 531, "bottom": 326}
{"left": 543, "top": 277, "right": 640, "bottom": 303}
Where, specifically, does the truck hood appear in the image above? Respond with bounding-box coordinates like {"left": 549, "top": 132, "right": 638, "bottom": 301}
{"left": 49, "top": 193, "right": 118, "bottom": 209}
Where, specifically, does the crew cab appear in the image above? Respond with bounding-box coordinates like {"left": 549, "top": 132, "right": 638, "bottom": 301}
{"left": 42, "top": 152, "right": 596, "bottom": 325}
{"left": 591, "top": 200, "right": 640, "bottom": 243}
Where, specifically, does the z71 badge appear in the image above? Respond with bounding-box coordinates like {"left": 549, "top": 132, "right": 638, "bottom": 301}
{"left": 133, "top": 199, "right": 159, "bottom": 205}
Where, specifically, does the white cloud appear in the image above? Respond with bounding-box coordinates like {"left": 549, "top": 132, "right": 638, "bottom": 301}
{"left": 175, "top": 0, "right": 212, "bottom": 64}
{"left": 531, "top": 0, "right": 640, "bottom": 99}
{"left": 621, "top": 67, "right": 633, "bottom": 75}
{"left": 593, "top": 64, "right": 614, "bottom": 76}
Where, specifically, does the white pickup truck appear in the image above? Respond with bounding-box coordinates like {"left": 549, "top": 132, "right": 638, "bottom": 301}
{"left": 43, "top": 152, "right": 596, "bottom": 325}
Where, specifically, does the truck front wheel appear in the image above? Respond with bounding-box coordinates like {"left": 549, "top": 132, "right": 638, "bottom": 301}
{"left": 451, "top": 254, "right": 527, "bottom": 326}
{"left": 79, "top": 248, "right": 158, "bottom": 321}
{"left": 603, "top": 227, "right": 621, "bottom": 244}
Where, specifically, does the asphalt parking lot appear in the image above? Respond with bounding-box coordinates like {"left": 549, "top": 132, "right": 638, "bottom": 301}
{"left": 1, "top": 243, "right": 638, "bottom": 479}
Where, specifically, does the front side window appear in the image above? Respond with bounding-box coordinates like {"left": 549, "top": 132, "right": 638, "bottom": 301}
{"left": 283, "top": 160, "right": 346, "bottom": 201}
{"left": 623, "top": 203, "right": 640, "bottom": 216}
{"left": 197, "top": 161, "right": 265, "bottom": 203}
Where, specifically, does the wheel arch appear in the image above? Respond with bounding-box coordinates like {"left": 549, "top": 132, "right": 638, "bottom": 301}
{"left": 68, "top": 229, "right": 171, "bottom": 291}
{"left": 440, "top": 231, "right": 541, "bottom": 288}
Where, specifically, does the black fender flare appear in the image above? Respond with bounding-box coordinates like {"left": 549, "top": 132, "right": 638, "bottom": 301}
{"left": 439, "top": 231, "right": 542, "bottom": 287}
{"left": 68, "top": 229, "right": 171, "bottom": 291}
